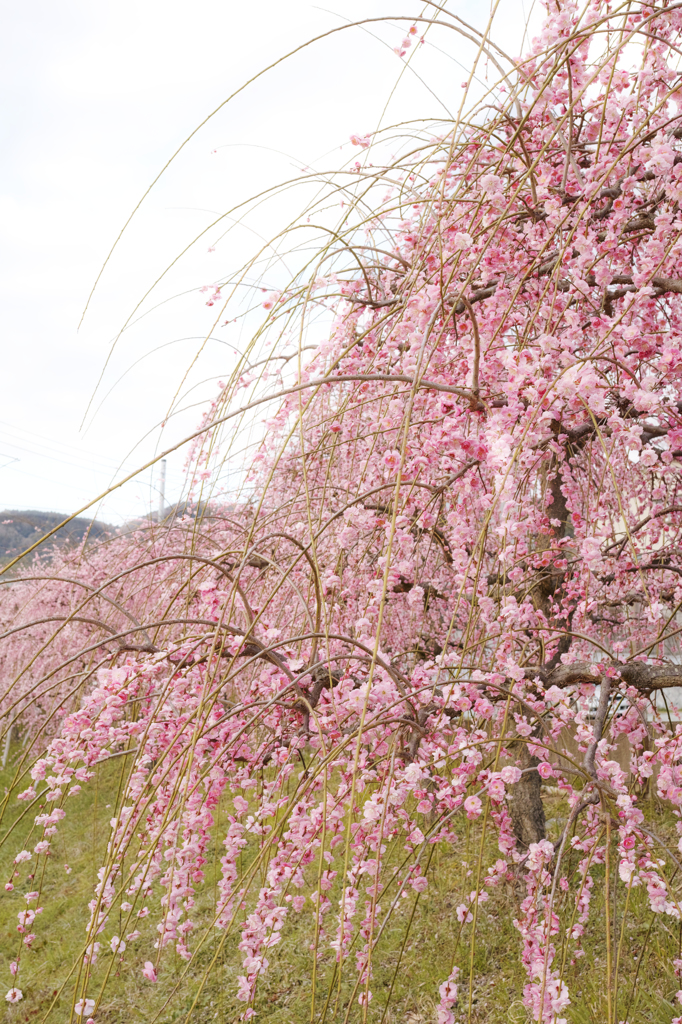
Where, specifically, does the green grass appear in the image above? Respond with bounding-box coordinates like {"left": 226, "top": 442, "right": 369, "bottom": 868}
{"left": 0, "top": 753, "right": 681, "bottom": 1024}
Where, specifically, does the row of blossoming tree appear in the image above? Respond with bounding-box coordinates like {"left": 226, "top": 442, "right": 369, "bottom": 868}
{"left": 5, "top": 1, "right": 682, "bottom": 1021}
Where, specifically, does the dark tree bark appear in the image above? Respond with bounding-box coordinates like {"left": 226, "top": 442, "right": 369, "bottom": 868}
{"left": 508, "top": 455, "right": 570, "bottom": 850}
{"left": 509, "top": 741, "right": 547, "bottom": 850}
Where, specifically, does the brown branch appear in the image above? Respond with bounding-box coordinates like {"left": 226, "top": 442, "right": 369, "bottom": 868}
{"left": 432, "top": 459, "right": 480, "bottom": 493}
{"left": 584, "top": 677, "right": 611, "bottom": 779}
{"left": 604, "top": 505, "right": 682, "bottom": 553}
{"left": 344, "top": 295, "right": 401, "bottom": 309}
{"left": 447, "top": 282, "right": 499, "bottom": 314}
{"left": 458, "top": 294, "right": 481, "bottom": 397}
{"left": 524, "top": 660, "right": 682, "bottom": 694}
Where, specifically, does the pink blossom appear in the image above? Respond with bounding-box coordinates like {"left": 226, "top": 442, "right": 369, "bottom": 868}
{"left": 236, "top": 976, "right": 252, "bottom": 1002}
{"left": 261, "top": 291, "right": 281, "bottom": 311}
{"left": 452, "top": 232, "right": 473, "bottom": 250}
{"left": 142, "top": 961, "right": 158, "bottom": 982}
{"left": 526, "top": 840, "right": 555, "bottom": 872}
{"left": 580, "top": 536, "right": 602, "bottom": 568}
{"left": 487, "top": 776, "right": 506, "bottom": 802}
{"left": 5, "top": 988, "right": 22, "bottom": 1003}
{"left": 383, "top": 449, "right": 401, "bottom": 470}
{"left": 464, "top": 795, "right": 482, "bottom": 819}
{"left": 646, "top": 138, "right": 676, "bottom": 175}
{"left": 438, "top": 964, "right": 460, "bottom": 1021}
{"left": 480, "top": 172, "right": 502, "bottom": 194}
{"left": 233, "top": 795, "right": 249, "bottom": 816}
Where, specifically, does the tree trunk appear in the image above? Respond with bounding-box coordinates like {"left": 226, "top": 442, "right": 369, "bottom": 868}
{"left": 509, "top": 742, "right": 546, "bottom": 850}
{"left": 506, "top": 453, "right": 569, "bottom": 850}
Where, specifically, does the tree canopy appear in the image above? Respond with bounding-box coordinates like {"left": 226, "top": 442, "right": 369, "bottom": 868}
{"left": 5, "top": 2, "right": 682, "bottom": 1022}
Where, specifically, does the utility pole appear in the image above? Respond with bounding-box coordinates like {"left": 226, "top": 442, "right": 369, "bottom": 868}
{"left": 158, "top": 459, "right": 166, "bottom": 522}
{"left": 1, "top": 725, "right": 13, "bottom": 771}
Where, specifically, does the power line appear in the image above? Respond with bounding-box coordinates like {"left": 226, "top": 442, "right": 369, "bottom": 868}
{"left": 0, "top": 420, "right": 128, "bottom": 472}
{"left": 0, "top": 439, "right": 120, "bottom": 476}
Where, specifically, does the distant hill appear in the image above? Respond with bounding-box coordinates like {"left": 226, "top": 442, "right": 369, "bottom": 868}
{"left": 0, "top": 510, "right": 110, "bottom": 565}
{"left": 119, "top": 500, "right": 242, "bottom": 534}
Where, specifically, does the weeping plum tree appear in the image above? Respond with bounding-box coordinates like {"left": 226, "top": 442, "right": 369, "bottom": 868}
{"left": 7, "top": 1, "right": 682, "bottom": 1021}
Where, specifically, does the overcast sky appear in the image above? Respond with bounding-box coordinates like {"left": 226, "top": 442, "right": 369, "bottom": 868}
{"left": 0, "top": 0, "right": 531, "bottom": 525}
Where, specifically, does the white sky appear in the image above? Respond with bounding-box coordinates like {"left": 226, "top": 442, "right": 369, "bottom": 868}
{"left": 0, "top": 0, "right": 532, "bottom": 525}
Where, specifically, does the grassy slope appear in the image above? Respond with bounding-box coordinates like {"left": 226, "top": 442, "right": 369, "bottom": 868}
{"left": 0, "top": 752, "right": 680, "bottom": 1024}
